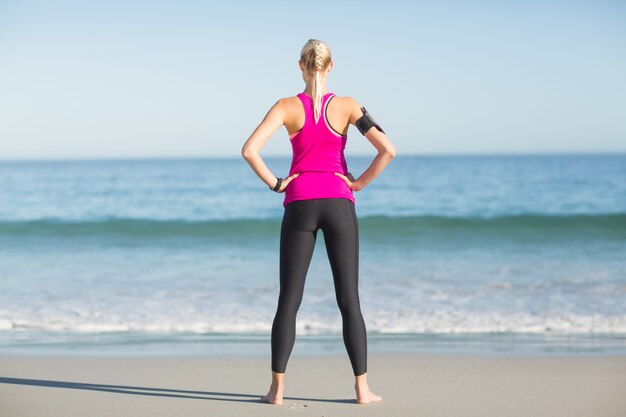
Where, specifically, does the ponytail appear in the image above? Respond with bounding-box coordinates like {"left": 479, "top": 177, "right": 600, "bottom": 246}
{"left": 300, "top": 39, "right": 332, "bottom": 124}
{"left": 312, "top": 71, "right": 323, "bottom": 123}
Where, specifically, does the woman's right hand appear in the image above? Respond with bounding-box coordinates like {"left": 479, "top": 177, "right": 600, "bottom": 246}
{"left": 276, "top": 173, "right": 300, "bottom": 193}
{"left": 334, "top": 172, "right": 363, "bottom": 191}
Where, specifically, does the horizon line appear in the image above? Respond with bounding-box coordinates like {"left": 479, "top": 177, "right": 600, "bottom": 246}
{"left": 1, "top": 150, "right": 625, "bottom": 163}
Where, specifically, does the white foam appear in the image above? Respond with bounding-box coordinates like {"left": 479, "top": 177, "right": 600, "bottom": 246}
{"left": 368, "top": 310, "right": 626, "bottom": 334}
{"left": 2, "top": 310, "right": 625, "bottom": 335}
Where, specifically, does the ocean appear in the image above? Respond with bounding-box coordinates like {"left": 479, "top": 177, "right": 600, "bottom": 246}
{"left": 0, "top": 154, "right": 625, "bottom": 356}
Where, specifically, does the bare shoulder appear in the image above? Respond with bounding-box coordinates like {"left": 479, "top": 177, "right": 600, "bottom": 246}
{"left": 264, "top": 96, "right": 302, "bottom": 121}
{"left": 331, "top": 95, "right": 361, "bottom": 108}
{"left": 275, "top": 96, "right": 301, "bottom": 107}
{"left": 332, "top": 95, "right": 364, "bottom": 124}
{"left": 274, "top": 96, "right": 303, "bottom": 114}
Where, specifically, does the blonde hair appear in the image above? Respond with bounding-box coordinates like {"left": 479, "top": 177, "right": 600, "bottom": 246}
{"left": 300, "top": 39, "right": 332, "bottom": 123}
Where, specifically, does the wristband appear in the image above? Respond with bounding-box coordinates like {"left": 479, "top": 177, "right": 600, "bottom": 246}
{"left": 271, "top": 177, "right": 283, "bottom": 192}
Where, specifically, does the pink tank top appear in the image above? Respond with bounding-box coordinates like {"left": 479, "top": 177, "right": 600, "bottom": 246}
{"left": 283, "top": 92, "right": 355, "bottom": 206}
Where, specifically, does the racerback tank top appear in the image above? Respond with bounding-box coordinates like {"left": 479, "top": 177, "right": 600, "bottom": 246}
{"left": 283, "top": 92, "right": 355, "bottom": 206}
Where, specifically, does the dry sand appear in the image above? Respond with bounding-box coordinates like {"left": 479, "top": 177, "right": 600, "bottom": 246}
{"left": 1, "top": 353, "right": 625, "bottom": 417}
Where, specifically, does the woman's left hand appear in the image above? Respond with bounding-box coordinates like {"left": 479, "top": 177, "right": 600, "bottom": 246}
{"left": 277, "top": 173, "right": 300, "bottom": 193}
{"left": 334, "top": 172, "right": 362, "bottom": 191}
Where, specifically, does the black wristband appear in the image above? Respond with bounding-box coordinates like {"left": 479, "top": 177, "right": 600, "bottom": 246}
{"left": 271, "top": 177, "right": 283, "bottom": 192}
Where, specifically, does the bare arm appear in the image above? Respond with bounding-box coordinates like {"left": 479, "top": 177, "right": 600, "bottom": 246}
{"left": 241, "top": 100, "right": 299, "bottom": 191}
{"left": 335, "top": 99, "right": 396, "bottom": 191}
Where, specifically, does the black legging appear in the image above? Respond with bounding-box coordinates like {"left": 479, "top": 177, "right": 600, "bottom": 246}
{"left": 271, "top": 198, "right": 367, "bottom": 376}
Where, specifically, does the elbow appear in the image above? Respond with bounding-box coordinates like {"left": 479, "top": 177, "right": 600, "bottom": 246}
{"left": 384, "top": 145, "right": 396, "bottom": 159}
{"left": 241, "top": 146, "right": 255, "bottom": 161}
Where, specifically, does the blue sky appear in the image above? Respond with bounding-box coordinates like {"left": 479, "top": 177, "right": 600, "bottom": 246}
{"left": 1, "top": 0, "right": 625, "bottom": 159}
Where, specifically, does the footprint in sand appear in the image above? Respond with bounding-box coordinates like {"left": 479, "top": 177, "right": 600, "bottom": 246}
{"left": 285, "top": 402, "right": 308, "bottom": 410}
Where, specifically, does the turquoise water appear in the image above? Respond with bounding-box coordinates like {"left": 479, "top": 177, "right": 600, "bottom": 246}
{"left": 0, "top": 154, "right": 625, "bottom": 355}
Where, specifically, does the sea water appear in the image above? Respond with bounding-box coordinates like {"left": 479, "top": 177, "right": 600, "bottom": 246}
{"left": 0, "top": 154, "right": 625, "bottom": 356}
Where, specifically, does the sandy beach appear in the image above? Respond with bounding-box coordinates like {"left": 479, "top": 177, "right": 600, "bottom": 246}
{"left": 1, "top": 353, "right": 625, "bottom": 417}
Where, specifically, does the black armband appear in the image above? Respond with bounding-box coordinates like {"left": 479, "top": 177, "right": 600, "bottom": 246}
{"left": 355, "top": 107, "right": 384, "bottom": 135}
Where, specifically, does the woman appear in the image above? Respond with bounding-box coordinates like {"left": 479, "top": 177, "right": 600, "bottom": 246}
{"left": 242, "top": 39, "right": 395, "bottom": 405}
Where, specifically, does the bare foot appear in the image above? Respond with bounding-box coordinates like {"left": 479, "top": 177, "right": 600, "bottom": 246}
{"left": 260, "top": 384, "right": 284, "bottom": 405}
{"left": 355, "top": 383, "right": 382, "bottom": 404}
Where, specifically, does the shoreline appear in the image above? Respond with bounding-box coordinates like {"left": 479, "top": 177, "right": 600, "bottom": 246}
{"left": 2, "top": 352, "right": 625, "bottom": 417}
{"left": 2, "top": 330, "right": 625, "bottom": 357}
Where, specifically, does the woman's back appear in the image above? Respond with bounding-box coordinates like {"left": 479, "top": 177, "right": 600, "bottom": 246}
{"left": 282, "top": 93, "right": 356, "bottom": 137}
{"left": 281, "top": 92, "right": 357, "bottom": 206}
